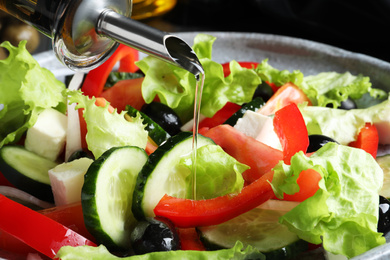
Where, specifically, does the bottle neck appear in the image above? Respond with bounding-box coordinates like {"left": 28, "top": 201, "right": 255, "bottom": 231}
{"left": 0, "top": 0, "right": 203, "bottom": 75}
{"left": 0, "top": 0, "right": 63, "bottom": 37}
{"left": 0, "top": 0, "right": 130, "bottom": 71}
{"left": 54, "top": 0, "right": 130, "bottom": 71}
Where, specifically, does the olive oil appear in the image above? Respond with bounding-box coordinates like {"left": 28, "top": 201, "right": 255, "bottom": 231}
{"left": 165, "top": 37, "right": 205, "bottom": 201}
{"left": 191, "top": 72, "right": 205, "bottom": 200}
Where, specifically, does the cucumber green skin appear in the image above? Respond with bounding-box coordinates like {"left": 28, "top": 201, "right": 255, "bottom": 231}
{"left": 126, "top": 105, "right": 170, "bottom": 145}
{"left": 105, "top": 72, "right": 143, "bottom": 88}
{"left": 132, "top": 132, "right": 215, "bottom": 220}
{"left": 200, "top": 235, "right": 309, "bottom": 260}
{"left": 0, "top": 145, "right": 55, "bottom": 203}
{"left": 223, "top": 97, "right": 265, "bottom": 126}
{"left": 81, "top": 146, "right": 148, "bottom": 252}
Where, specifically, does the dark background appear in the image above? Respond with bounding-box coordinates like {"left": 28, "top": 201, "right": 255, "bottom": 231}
{"left": 144, "top": 0, "right": 390, "bottom": 63}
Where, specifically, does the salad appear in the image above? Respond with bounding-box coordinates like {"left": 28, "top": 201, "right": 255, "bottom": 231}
{"left": 0, "top": 33, "right": 390, "bottom": 260}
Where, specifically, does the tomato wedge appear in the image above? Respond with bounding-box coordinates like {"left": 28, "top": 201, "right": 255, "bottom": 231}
{"left": 349, "top": 122, "right": 379, "bottom": 158}
{"left": 38, "top": 202, "right": 95, "bottom": 242}
{"left": 154, "top": 171, "right": 275, "bottom": 228}
{"left": 202, "top": 124, "right": 283, "bottom": 184}
{"left": 100, "top": 77, "right": 145, "bottom": 112}
{"left": 258, "top": 82, "right": 311, "bottom": 116}
{"left": 81, "top": 44, "right": 139, "bottom": 97}
{"left": 281, "top": 169, "right": 322, "bottom": 202}
{"left": 0, "top": 194, "right": 96, "bottom": 258}
{"left": 273, "top": 103, "right": 309, "bottom": 164}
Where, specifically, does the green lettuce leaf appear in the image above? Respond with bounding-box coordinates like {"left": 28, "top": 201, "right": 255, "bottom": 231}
{"left": 254, "top": 60, "right": 387, "bottom": 108}
{"left": 67, "top": 90, "right": 148, "bottom": 159}
{"left": 136, "top": 34, "right": 261, "bottom": 122}
{"left": 56, "top": 241, "right": 264, "bottom": 260}
{"left": 377, "top": 155, "right": 390, "bottom": 198}
{"left": 300, "top": 71, "right": 387, "bottom": 107}
{"left": 0, "top": 41, "right": 66, "bottom": 148}
{"left": 179, "top": 144, "right": 247, "bottom": 199}
{"left": 271, "top": 142, "right": 385, "bottom": 258}
{"left": 300, "top": 96, "right": 390, "bottom": 145}
{"left": 254, "top": 59, "right": 304, "bottom": 86}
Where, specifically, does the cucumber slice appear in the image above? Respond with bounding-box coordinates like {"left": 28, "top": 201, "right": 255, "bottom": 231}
{"left": 132, "top": 132, "right": 215, "bottom": 219}
{"left": 198, "top": 205, "right": 308, "bottom": 260}
{"left": 224, "top": 97, "right": 265, "bottom": 126}
{"left": 378, "top": 154, "right": 390, "bottom": 199}
{"left": 0, "top": 145, "right": 57, "bottom": 202}
{"left": 81, "top": 146, "right": 148, "bottom": 251}
{"left": 126, "top": 105, "right": 171, "bottom": 146}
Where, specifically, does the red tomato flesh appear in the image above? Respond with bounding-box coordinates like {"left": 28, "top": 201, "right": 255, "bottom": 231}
{"left": 258, "top": 82, "right": 311, "bottom": 116}
{"left": 281, "top": 169, "right": 322, "bottom": 202}
{"left": 38, "top": 202, "right": 95, "bottom": 242}
{"left": 100, "top": 77, "right": 146, "bottom": 112}
{"left": 202, "top": 124, "right": 283, "bottom": 185}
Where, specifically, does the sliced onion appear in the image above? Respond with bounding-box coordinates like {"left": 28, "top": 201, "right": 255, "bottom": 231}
{"left": 378, "top": 144, "right": 390, "bottom": 157}
{"left": 180, "top": 114, "right": 207, "bottom": 132}
{"left": 257, "top": 199, "right": 299, "bottom": 212}
{"left": 0, "top": 186, "right": 54, "bottom": 209}
{"left": 27, "top": 253, "right": 45, "bottom": 260}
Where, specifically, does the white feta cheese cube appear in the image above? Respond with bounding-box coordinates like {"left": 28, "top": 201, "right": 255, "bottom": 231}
{"left": 234, "top": 110, "right": 282, "bottom": 150}
{"left": 49, "top": 157, "right": 93, "bottom": 206}
{"left": 25, "top": 108, "right": 67, "bottom": 161}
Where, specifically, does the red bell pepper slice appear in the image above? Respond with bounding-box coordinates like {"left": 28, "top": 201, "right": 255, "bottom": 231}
{"left": 81, "top": 44, "right": 139, "bottom": 97}
{"left": 349, "top": 122, "right": 379, "bottom": 158}
{"left": 273, "top": 103, "right": 309, "bottom": 164}
{"left": 202, "top": 124, "right": 283, "bottom": 185}
{"left": 0, "top": 231, "right": 40, "bottom": 255}
{"left": 222, "top": 61, "right": 259, "bottom": 77}
{"left": 0, "top": 194, "right": 96, "bottom": 258}
{"left": 197, "top": 102, "right": 241, "bottom": 129}
{"left": 154, "top": 170, "right": 275, "bottom": 228}
{"left": 177, "top": 228, "right": 205, "bottom": 251}
{"left": 0, "top": 202, "right": 95, "bottom": 255}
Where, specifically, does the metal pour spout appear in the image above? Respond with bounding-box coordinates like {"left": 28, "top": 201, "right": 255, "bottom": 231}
{"left": 0, "top": 1, "right": 203, "bottom": 74}
{"left": 97, "top": 9, "right": 203, "bottom": 76}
